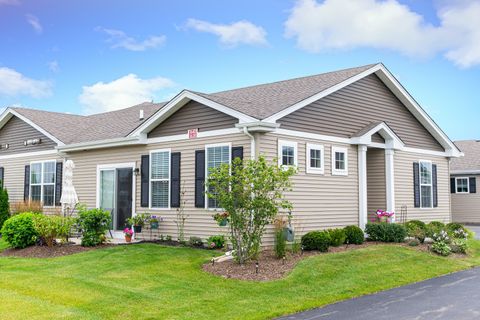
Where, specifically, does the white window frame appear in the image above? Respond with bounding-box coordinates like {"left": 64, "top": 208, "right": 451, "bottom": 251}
{"left": 278, "top": 140, "right": 298, "bottom": 169}
{"left": 29, "top": 159, "right": 56, "bottom": 207}
{"left": 306, "top": 143, "right": 324, "bottom": 174}
{"left": 205, "top": 143, "right": 232, "bottom": 209}
{"left": 149, "top": 149, "right": 171, "bottom": 210}
{"left": 455, "top": 177, "right": 470, "bottom": 194}
{"left": 419, "top": 160, "right": 433, "bottom": 209}
{"left": 331, "top": 146, "right": 348, "bottom": 176}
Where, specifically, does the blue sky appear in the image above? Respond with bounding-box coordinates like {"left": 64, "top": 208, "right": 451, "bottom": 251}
{"left": 0, "top": 0, "right": 479, "bottom": 140}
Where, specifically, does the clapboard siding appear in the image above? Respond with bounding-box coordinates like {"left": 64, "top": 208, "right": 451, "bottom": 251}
{"left": 451, "top": 174, "right": 480, "bottom": 223}
{"left": 148, "top": 101, "right": 238, "bottom": 138}
{"left": 367, "top": 148, "right": 386, "bottom": 219}
{"left": 278, "top": 74, "right": 444, "bottom": 151}
{"left": 0, "top": 116, "right": 56, "bottom": 155}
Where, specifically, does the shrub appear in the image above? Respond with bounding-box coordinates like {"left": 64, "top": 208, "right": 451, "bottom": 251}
{"left": 188, "top": 236, "right": 203, "bottom": 247}
{"left": 344, "top": 225, "right": 364, "bottom": 244}
{"left": 451, "top": 238, "right": 468, "bottom": 254}
{"left": 1, "top": 212, "right": 39, "bottom": 248}
{"left": 431, "top": 241, "right": 451, "bottom": 256}
{"left": 291, "top": 239, "right": 301, "bottom": 254}
{"left": 445, "top": 223, "right": 469, "bottom": 239}
{"left": 11, "top": 200, "right": 43, "bottom": 215}
{"left": 327, "top": 228, "right": 346, "bottom": 247}
{"left": 365, "top": 223, "right": 406, "bottom": 243}
{"left": 77, "top": 208, "right": 111, "bottom": 247}
{"left": 405, "top": 220, "right": 427, "bottom": 243}
{"left": 32, "top": 215, "right": 75, "bottom": 247}
{"left": 0, "top": 188, "right": 9, "bottom": 230}
{"left": 426, "top": 221, "right": 445, "bottom": 238}
{"left": 274, "top": 229, "right": 287, "bottom": 258}
{"left": 207, "top": 235, "right": 225, "bottom": 249}
{"left": 301, "top": 231, "right": 331, "bottom": 252}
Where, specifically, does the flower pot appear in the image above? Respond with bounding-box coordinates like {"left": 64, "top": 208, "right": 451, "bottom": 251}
{"left": 218, "top": 218, "right": 228, "bottom": 227}
{"left": 125, "top": 235, "right": 132, "bottom": 243}
{"left": 133, "top": 225, "right": 142, "bottom": 233}
{"left": 150, "top": 221, "right": 159, "bottom": 229}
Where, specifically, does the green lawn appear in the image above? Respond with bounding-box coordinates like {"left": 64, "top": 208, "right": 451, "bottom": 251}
{"left": 1, "top": 239, "right": 480, "bottom": 320}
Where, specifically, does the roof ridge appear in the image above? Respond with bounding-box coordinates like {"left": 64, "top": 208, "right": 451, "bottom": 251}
{"left": 11, "top": 106, "right": 86, "bottom": 118}
{"left": 193, "top": 91, "right": 254, "bottom": 104}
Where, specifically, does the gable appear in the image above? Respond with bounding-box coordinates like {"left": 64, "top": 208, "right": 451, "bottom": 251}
{"left": 0, "top": 116, "right": 57, "bottom": 155}
{"left": 278, "top": 74, "right": 444, "bottom": 152}
{"left": 148, "top": 100, "right": 238, "bottom": 138}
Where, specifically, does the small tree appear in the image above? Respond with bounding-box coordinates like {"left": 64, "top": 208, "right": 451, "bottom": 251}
{"left": 174, "top": 181, "right": 188, "bottom": 243}
{"left": 0, "top": 188, "right": 10, "bottom": 230}
{"left": 206, "top": 156, "right": 295, "bottom": 264}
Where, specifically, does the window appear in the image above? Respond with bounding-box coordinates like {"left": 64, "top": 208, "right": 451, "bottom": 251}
{"left": 206, "top": 144, "right": 231, "bottom": 208}
{"left": 456, "top": 177, "right": 469, "bottom": 193}
{"left": 306, "top": 143, "right": 324, "bottom": 174}
{"left": 419, "top": 160, "right": 433, "bottom": 208}
{"left": 30, "top": 160, "right": 56, "bottom": 206}
{"left": 150, "top": 150, "right": 170, "bottom": 208}
{"left": 331, "top": 146, "right": 348, "bottom": 176}
{"left": 278, "top": 140, "right": 297, "bottom": 168}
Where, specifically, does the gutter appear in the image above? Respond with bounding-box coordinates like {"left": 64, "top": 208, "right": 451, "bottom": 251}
{"left": 236, "top": 122, "right": 279, "bottom": 160}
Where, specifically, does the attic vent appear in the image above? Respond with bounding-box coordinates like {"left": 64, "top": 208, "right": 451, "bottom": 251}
{"left": 139, "top": 109, "right": 144, "bottom": 121}
{"left": 24, "top": 138, "right": 41, "bottom": 146}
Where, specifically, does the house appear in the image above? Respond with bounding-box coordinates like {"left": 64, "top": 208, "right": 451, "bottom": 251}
{"left": 451, "top": 140, "right": 479, "bottom": 223}
{"left": 0, "top": 63, "right": 462, "bottom": 243}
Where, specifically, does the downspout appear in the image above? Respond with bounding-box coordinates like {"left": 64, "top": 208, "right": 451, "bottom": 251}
{"left": 243, "top": 127, "right": 256, "bottom": 160}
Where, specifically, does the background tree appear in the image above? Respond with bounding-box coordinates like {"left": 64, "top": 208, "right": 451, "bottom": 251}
{"left": 206, "top": 156, "right": 295, "bottom": 264}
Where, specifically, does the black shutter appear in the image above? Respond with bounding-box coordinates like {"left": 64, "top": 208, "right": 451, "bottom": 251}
{"left": 170, "top": 152, "right": 181, "bottom": 207}
{"left": 24, "top": 165, "right": 30, "bottom": 201}
{"left": 432, "top": 164, "right": 438, "bottom": 207}
{"left": 413, "top": 162, "right": 420, "bottom": 208}
{"left": 140, "top": 155, "right": 149, "bottom": 207}
{"left": 451, "top": 178, "right": 456, "bottom": 194}
{"left": 231, "top": 146, "right": 244, "bottom": 162}
{"left": 470, "top": 177, "right": 476, "bottom": 194}
{"left": 0, "top": 167, "right": 4, "bottom": 189}
{"left": 55, "top": 162, "right": 63, "bottom": 206}
{"left": 195, "top": 150, "right": 205, "bottom": 208}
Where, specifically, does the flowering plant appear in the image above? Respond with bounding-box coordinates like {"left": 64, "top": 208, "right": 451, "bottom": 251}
{"left": 213, "top": 211, "right": 229, "bottom": 223}
{"left": 149, "top": 215, "right": 160, "bottom": 223}
{"left": 123, "top": 228, "right": 134, "bottom": 237}
{"left": 453, "top": 228, "right": 468, "bottom": 240}
{"left": 376, "top": 210, "right": 395, "bottom": 218}
{"left": 432, "top": 230, "right": 450, "bottom": 243}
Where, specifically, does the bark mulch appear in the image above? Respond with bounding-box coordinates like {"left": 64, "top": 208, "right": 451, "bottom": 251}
{"left": 1, "top": 243, "right": 111, "bottom": 258}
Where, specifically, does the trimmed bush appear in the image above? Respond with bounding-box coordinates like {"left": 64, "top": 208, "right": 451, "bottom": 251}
{"left": 207, "top": 235, "right": 225, "bottom": 249}
{"left": 426, "top": 221, "right": 445, "bottom": 238}
{"left": 0, "top": 188, "right": 9, "bottom": 230}
{"left": 274, "top": 229, "right": 287, "bottom": 258}
{"left": 365, "top": 223, "right": 406, "bottom": 243}
{"left": 77, "top": 208, "right": 111, "bottom": 247}
{"left": 32, "top": 215, "right": 75, "bottom": 247}
{"left": 327, "top": 228, "right": 346, "bottom": 247}
{"left": 1, "top": 212, "right": 39, "bottom": 248}
{"left": 344, "top": 225, "right": 364, "bottom": 244}
{"left": 431, "top": 241, "right": 451, "bottom": 256}
{"left": 405, "top": 220, "right": 427, "bottom": 243}
{"left": 301, "top": 231, "right": 331, "bottom": 252}
{"left": 451, "top": 238, "right": 468, "bottom": 254}
{"left": 189, "top": 236, "right": 203, "bottom": 247}
{"left": 445, "top": 223, "right": 469, "bottom": 239}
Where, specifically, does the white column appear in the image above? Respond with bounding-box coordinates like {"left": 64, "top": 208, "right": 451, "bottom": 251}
{"left": 385, "top": 149, "right": 395, "bottom": 216}
{"left": 358, "top": 145, "right": 368, "bottom": 230}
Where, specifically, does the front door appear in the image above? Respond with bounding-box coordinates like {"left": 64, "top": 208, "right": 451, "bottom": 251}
{"left": 99, "top": 166, "right": 134, "bottom": 230}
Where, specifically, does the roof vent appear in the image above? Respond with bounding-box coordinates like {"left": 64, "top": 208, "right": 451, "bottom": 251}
{"left": 139, "top": 109, "right": 144, "bottom": 121}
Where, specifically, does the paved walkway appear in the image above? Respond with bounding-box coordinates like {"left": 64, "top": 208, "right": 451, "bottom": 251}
{"left": 277, "top": 267, "right": 480, "bottom": 320}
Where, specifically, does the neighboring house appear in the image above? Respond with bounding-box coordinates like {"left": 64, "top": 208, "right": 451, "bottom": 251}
{"left": 451, "top": 140, "right": 479, "bottom": 223}
{"left": 0, "top": 63, "right": 461, "bottom": 243}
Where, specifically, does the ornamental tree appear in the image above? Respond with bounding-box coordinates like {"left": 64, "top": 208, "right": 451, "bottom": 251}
{"left": 206, "top": 156, "right": 295, "bottom": 264}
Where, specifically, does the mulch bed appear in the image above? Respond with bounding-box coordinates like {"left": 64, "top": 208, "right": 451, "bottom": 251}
{"left": 1, "top": 243, "right": 111, "bottom": 258}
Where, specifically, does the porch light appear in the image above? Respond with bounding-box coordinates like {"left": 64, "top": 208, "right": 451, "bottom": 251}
{"left": 134, "top": 168, "right": 140, "bottom": 176}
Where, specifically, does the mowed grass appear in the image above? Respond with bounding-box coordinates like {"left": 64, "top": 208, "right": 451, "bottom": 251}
{"left": 1, "top": 238, "right": 480, "bottom": 320}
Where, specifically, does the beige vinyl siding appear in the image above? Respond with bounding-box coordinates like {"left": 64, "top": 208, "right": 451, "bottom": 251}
{"left": 278, "top": 74, "right": 444, "bottom": 152}
{"left": 259, "top": 133, "right": 359, "bottom": 245}
{"left": 148, "top": 101, "right": 238, "bottom": 138}
{"left": 394, "top": 151, "right": 450, "bottom": 223}
{"left": 0, "top": 116, "right": 56, "bottom": 155}
{"left": 451, "top": 175, "right": 480, "bottom": 223}
{"left": 66, "top": 133, "right": 251, "bottom": 241}
{"left": 367, "top": 148, "right": 386, "bottom": 220}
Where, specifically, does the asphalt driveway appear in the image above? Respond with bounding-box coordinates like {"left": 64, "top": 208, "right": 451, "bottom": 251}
{"left": 277, "top": 267, "right": 480, "bottom": 320}
{"left": 467, "top": 225, "right": 480, "bottom": 240}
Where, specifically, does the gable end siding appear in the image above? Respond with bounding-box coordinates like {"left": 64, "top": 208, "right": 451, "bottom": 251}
{"left": 148, "top": 101, "right": 238, "bottom": 138}
{"left": 278, "top": 74, "right": 444, "bottom": 151}
{"left": 0, "top": 116, "right": 57, "bottom": 155}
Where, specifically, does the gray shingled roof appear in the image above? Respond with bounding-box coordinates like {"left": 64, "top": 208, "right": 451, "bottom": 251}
{"left": 9, "top": 64, "right": 377, "bottom": 145}
{"left": 451, "top": 140, "right": 480, "bottom": 172}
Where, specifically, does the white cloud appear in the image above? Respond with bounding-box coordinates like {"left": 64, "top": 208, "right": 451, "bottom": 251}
{"left": 48, "top": 60, "right": 60, "bottom": 73}
{"left": 0, "top": 0, "right": 20, "bottom": 5}
{"left": 26, "top": 14, "right": 43, "bottom": 34}
{"left": 285, "top": 0, "right": 480, "bottom": 68}
{"left": 186, "top": 19, "right": 268, "bottom": 47}
{"left": 97, "top": 27, "right": 166, "bottom": 51}
{"left": 0, "top": 67, "right": 52, "bottom": 98}
{"left": 79, "top": 74, "right": 175, "bottom": 114}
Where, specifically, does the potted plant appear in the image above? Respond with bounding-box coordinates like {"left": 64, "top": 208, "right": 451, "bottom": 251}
{"left": 127, "top": 214, "right": 146, "bottom": 233}
{"left": 213, "top": 211, "right": 229, "bottom": 226}
{"left": 149, "top": 215, "right": 160, "bottom": 229}
{"left": 124, "top": 228, "right": 133, "bottom": 243}
{"left": 375, "top": 210, "right": 395, "bottom": 223}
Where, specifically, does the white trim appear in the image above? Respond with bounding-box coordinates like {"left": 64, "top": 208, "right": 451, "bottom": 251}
{"left": 277, "top": 140, "right": 298, "bottom": 169}
{"left": 29, "top": 159, "right": 57, "bottom": 208}
{"left": 358, "top": 145, "right": 368, "bottom": 230}
{"left": 0, "top": 149, "right": 58, "bottom": 160}
{"left": 205, "top": 143, "right": 231, "bottom": 209}
{"left": 57, "top": 136, "right": 141, "bottom": 152}
{"left": 455, "top": 177, "right": 470, "bottom": 194}
{"left": 306, "top": 143, "right": 324, "bottom": 174}
{"left": 149, "top": 148, "right": 171, "bottom": 210}
{"left": 129, "top": 90, "right": 257, "bottom": 137}
{"left": 451, "top": 170, "right": 480, "bottom": 175}
{"left": 351, "top": 122, "right": 404, "bottom": 150}
{"left": 0, "top": 108, "right": 65, "bottom": 146}
{"left": 146, "top": 128, "right": 240, "bottom": 144}
{"left": 385, "top": 149, "right": 395, "bottom": 213}
{"left": 419, "top": 160, "right": 434, "bottom": 209}
{"left": 331, "top": 146, "right": 348, "bottom": 176}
